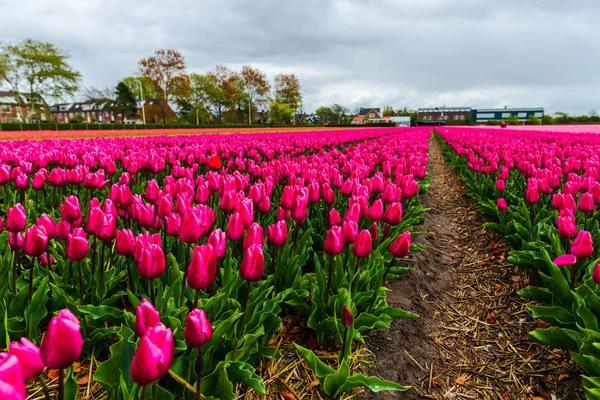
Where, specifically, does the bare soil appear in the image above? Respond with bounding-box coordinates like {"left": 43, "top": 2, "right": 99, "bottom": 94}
{"left": 361, "top": 135, "right": 583, "bottom": 400}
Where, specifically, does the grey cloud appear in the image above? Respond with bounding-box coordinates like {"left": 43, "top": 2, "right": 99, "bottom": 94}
{"left": 1, "top": 0, "right": 599, "bottom": 115}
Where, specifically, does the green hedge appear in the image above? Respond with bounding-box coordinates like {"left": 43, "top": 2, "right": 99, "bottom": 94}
{"left": 0, "top": 122, "right": 398, "bottom": 132}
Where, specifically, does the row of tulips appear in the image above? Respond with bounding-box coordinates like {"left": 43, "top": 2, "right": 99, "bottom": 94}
{"left": 0, "top": 127, "right": 430, "bottom": 399}
{"left": 438, "top": 126, "right": 600, "bottom": 399}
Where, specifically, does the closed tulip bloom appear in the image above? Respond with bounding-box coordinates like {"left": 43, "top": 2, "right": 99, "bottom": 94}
{"left": 134, "top": 299, "right": 161, "bottom": 337}
{"left": 497, "top": 198, "right": 508, "bottom": 211}
{"left": 60, "top": 196, "right": 81, "bottom": 223}
{"left": 40, "top": 309, "right": 83, "bottom": 369}
{"left": 344, "top": 203, "right": 361, "bottom": 223}
{"left": 0, "top": 164, "right": 11, "bottom": 185}
{"left": 207, "top": 229, "right": 227, "bottom": 260}
{"left": 55, "top": 221, "right": 70, "bottom": 241}
{"left": 403, "top": 180, "right": 419, "bottom": 199}
{"left": 323, "top": 186, "right": 335, "bottom": 205}
{"left": 36, "top": 214, "right": 56, "bottom": 239}
{"left": 495, "top": 179, "right": 505, "bottom": 192}
{"left": 324, "top": 226, "right": 344, "bottom": 256}
{"left": 352, "top": 230, "right": 372, "bottom": 258}
{"left": 184, "top": 309, "right": 213, "bottom": 348}
{"left": 66, "top": 229, "right": 88, "bottom": 261}
{"left": 553, "top": 254, "right": 577, "bottom": 266}
{"left": 383, "top": 202, "right": 402, "bottom": 225}
{"left": 593, "top": 264, "right": 600, "bottom": 285}
{"left": 390, "top": 231, "right": 412, "bottom": 258}
{"left": 208, "top": 154, "right": 221, "bottom": 169}
{"left": 368, "top": 199, "right": 383, "bottom": 222}
{"left": 525, "top": 183, "right": 540, "bottom": 204}
{"left": 85, "top": 207, "right": 103, "bottom": 236}
{"left": 165, "top": 213, "right": 181, "bottom": 237}
{"left": 6, "top": 204, "right": 26, "bottom": 233}
{"left": 187, "top": 244, "right": 217, "bottom": 291}
{"left": 280, "top": 186, "right": 295, "bottom": 210}
{"left": 31, "top": 173, "right": 46, "bottom": 191}
{"left": 237, "top": 198, "right": 255, "bottom": 228}
{"left": 571, "top": 230, "right": 594, "bottom": 258}
{"left": 116, "top": 229, "right": 136, "bottom": 256}
{"left": 240, "top": 244, "right": 265, "bottom": 282}
{"left": 9, "top": 338, "right": 45, "bottom": 380}
{"left": 552, "top": 194, "right": 565, "bottom": 210}
{"left": 220, "top": 191, "right": 235, "bottom": 213}
{"left": 563, "top": 195, "right": 577, "bottom": 211}
{"left": 130, "top": 323, "right": 174, "bottom": 386}
{"left": 267, "top": 220, "right": 288, "bottom": 247}
{"left": 23, "top": 225, "right": 48, "bottom": 258}
{"left": 145, "top": 179, "right": 160, "bottom": 203}
{"left": 227, "top": 213, "right": 245, "bottom": 241}
{"left": 138, "top": 204, "right": 156, "bottom": 229}
{"left": 157, "top": 194, "right": 173, "bottom": 219}
{"left": 258, "top": 196, "right": 271, "bottom": 213}
{"left": 0, "top": 353, "right": 26, "bottom": 400}
{"left": 291, "top": 197, "right": 308, "bottom": 223}
{"left": 243, "top": 223, "right": 264, "bottom": 251}
{"left": 97, "top": 214, "right": 117, "bottom": 242}
{"left": 137, "top": 244, "right": 166, "bottom": 279}
{"left": 370, "top": 222, "right": 379, "bottom": 241}
{"left": 557, "top": 215, "right": 578, "bottom": 239}
{"left": 342, "top": 305, "right": 353, "bottom": 327}
{"left": 341, "top": 220, "right": 358, "bottom": 245}
{"left": 328, "top": 208, "right": 342, "bottom": 227}
{"left": 14, "top": 172, "right": 28, "bottom": 190}
{"left": 579, "top": 193, "right": 595, "bottom": 213}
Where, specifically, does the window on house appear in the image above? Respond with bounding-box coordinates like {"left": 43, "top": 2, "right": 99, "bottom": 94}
{"left": 1, "top": 105, "right": 10, "bottom": 113}
{"left": 454, "top": 115, "right": 459, "bottom": 120}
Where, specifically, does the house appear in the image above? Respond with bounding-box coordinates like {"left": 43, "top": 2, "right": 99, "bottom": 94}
{"left": 50, "top": 98, "right": 177, "bottom": 124}
{"left": 0, "top": 91, "right": 50, "bottom": 123}
{"left": 389, "top": 116, "right": 411, "bottom": 127}
{"left": 418, "top": 107, "right": 472, "bottom": 125}
{"left": 471, "top": 107, "right": 544, "bottom": 124}
{"left": 351, "top": 108, "right": 393, "bottom": 125}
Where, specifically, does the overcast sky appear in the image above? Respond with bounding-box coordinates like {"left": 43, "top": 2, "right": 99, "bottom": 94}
{"left": 1, "top": 0, "right": 599, "bottom": 115}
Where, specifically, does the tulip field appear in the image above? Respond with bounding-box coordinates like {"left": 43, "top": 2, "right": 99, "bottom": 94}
{"left": 0, "top": 127, "right": 432, "bottom": 399}
{"left": 437, "top": 126, "right": 600, "bottom": 399}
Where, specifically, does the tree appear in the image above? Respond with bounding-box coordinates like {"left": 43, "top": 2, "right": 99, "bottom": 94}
{"left": 382, "top": 106, "right": 395, "bottom": 117}
{"left": 486, "top": 120, "right": 501, "bottom": 126}
{"left": 241, "top": 66, "right": 270, "bottom": 124}
{"left": 315, "top": 106, "right": 335, "bottom": 125}
{"left": 114, "top": 82, "right": 138, "bottom": 119}
{"left": 527, "top": 114, "right": 541, "bottom": 125}
{"left": 274, "top": 73, "right": 301, "bottom": 111}
{"left": 507, "top": 114, "right": 520, "bottom": 125}
{"left": 81, "top": 86, "right": 116, "bottom": 101}
{"left": 331, "top": 104, "right": 349, "bottom": 124}
{"left": 122, "top": 76, "right": 158, "bottom": 101}
{"left": 138, "top": 49, "right": 189, "bottom": 123}
{"left": 205, "top": 65, "right": 240, "bottom": 121}
{"left": 542, "top": 114, "right": 554, "bottom": 125}
{"left": 178, "top": 73, "right": 213, "bottom": 124}
{"left": 1, "top": 39, "right": 81, "bottom": 122}
{"left": 269, "top": 101, "right": 293, "bottom": 124}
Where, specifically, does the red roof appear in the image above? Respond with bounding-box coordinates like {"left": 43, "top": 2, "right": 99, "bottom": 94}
{"left": 352, "top": 116, "right": 365, "bottom": 121}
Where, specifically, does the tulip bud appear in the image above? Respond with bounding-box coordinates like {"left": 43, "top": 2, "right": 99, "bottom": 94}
{"left": 6, "top": 204, "right": 27, "bottom": 233}
{"left": 23, "top": 225, "right": 48, "bottom": 258}
{"left": 579, "top": 193, "right": 595, "bottom": 213}
{"left": 184, "top": 309, "right": 213, "bottom": 348}
{"left": 116, "top": 229, "right": 136, "bottom": 256}
{"left": 55, "top": 221, "right": 70, "bottom": 241}
{"left": 495, "top": 179, "right": 505, "bottom": 192}
{"left": 390, "top": 231, "right": 411, "bottom": 258}
{"left": 40, "top": 309, "right": 83, "bottom": 369}
{"left": 571, "top": 230, "right": 594, "bottom": 258}
{"left": 97, "top": 214, "right": 117, "bottom": 242}
{"left": 341, "top": 220, "right": 358, "bottom": 245}
{"left": 9, "top": 337, "right": 45, "bottom": 380}
{"left": 593, "top": 263, "right": 600, "bottom": 285}
{"left": 36, "top": 214, "right": 56, "bottom": 240}
{"left": 187, "top": 244, "right": 217, "bottom": 291}
{"left": 324, "top": 226, "right": 344, "bottom": 256}
{"left": 237, "top": 198, "right": 255, "bottom": 228}
{"left": 208, "top": 154, "right": 221, "bottom": 169}
{"left": 179, "top": 210, "right": 202, "bottom": 244}
{"left": 134, "top": 299, "right": 161, "bottom": 337}
{"left": 240, "top": 244, "right": 265, "bottom": 282}
{"left": 0, "top": 353, "right": 26, "bottom": 400}
{"left": 226, "top": 213, "right": 245, "bottom": 241}
{"left": 368, "top": 199, "right": 383, "bottom": 222}
{"left": 9, "top": 232, "right": 24, "bottom": 250}
{"left": 525, "top": 182, "right": 540, "bottom": 204}
{"left": 136, "top": 244, "right": 166, "bottom": 279}
{"left": 342, "top": 305, "right": 353, "bottom": 327}
{"left": 352, "top": 230, "right": 372, "bottom": 258}
{"left": 402, "top": 180, "right": 419, "bottom": 199}
{"left": 267, "top": 220, "right": 288, "bottom": 247}
{"left": 145, "top": 179, "right": 160, "bottom": 203}
{"left": 557, "top": 215, "right": 578, "bottom": 239}
{"left": 207, "top": 229, "right": 227, "bottom": 260}
{"left": 66, "top": 228, "right": 89, "bottom": 262}
{"left": 243, "top": 223, "right": 264, "bottom": 251}
{"left": 383, "top": 202, "right": 402, "bottom": 226}
{"left": 328, "top": 208, "right": 342, "bottom": 227}
{"left": 497, "top": 198, "right": 508, "bottom": 212}
{"left": 60, "top": 196, "right": 81, "bottom": 223}
{"left": 131, "top": 323, "right": 174, "bottom": 386}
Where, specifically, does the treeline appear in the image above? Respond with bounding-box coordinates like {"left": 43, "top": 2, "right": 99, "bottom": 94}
{"left": 0, "top": 40, "right": 303, "bottom": 125}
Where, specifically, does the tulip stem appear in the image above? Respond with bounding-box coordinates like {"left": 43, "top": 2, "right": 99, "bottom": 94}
{"left": 76, "top": 261, "right": 85, "bottom": 304}
{"left": 140, "top": 385, "right": 147, "bottom": 399}
{"left": 180, "top": 244, "right": 191, "bottom": 306}
{"left": 150, "top": 278, "right": 156, "bottom": 306}
{"left": 571, "top": 262, "right": 579, "bottom": 290}
{"left": 196, "top": 347, "right": 203, "bottom": 400}
{"left": 325, "top": 256, "right": 334, "bottom": 307}
{"left": 98, "top": 244, "right": 105, "bottom": 301}
{"left": 382, "top": 258, "right": 394, "bottom": 286}
{"left": 37, "top": 375, "right": 51, "bottom": 400}
{"left": 232, "top": 282, "right": 252, "bottom": 361}
{"left": 193, "top": 289, "right": 199, "bottom": 308}
{"left": 91, "top": 237, "right": 97, "bottom": 303}
{"left": 339, "top": 325, "right": 349, "bottom": 365}
{"left": 11, "top": 244, "right": 17, "bottom": 294}
{"left": 58, "top": 368, "right": 64, "bottom": 400}
{"left": 126, "top": 258, "right": 134, "bottom": 293}
{"left": 152, "top": 383, "right": 157, "bottom": 400}
{"left": 28, "top": 258, "right": 35, "bottom": 299}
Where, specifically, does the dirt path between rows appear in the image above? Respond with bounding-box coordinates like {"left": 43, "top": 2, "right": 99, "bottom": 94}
{"left": 361, "top": 134, "right": 583, "bottom": 399}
